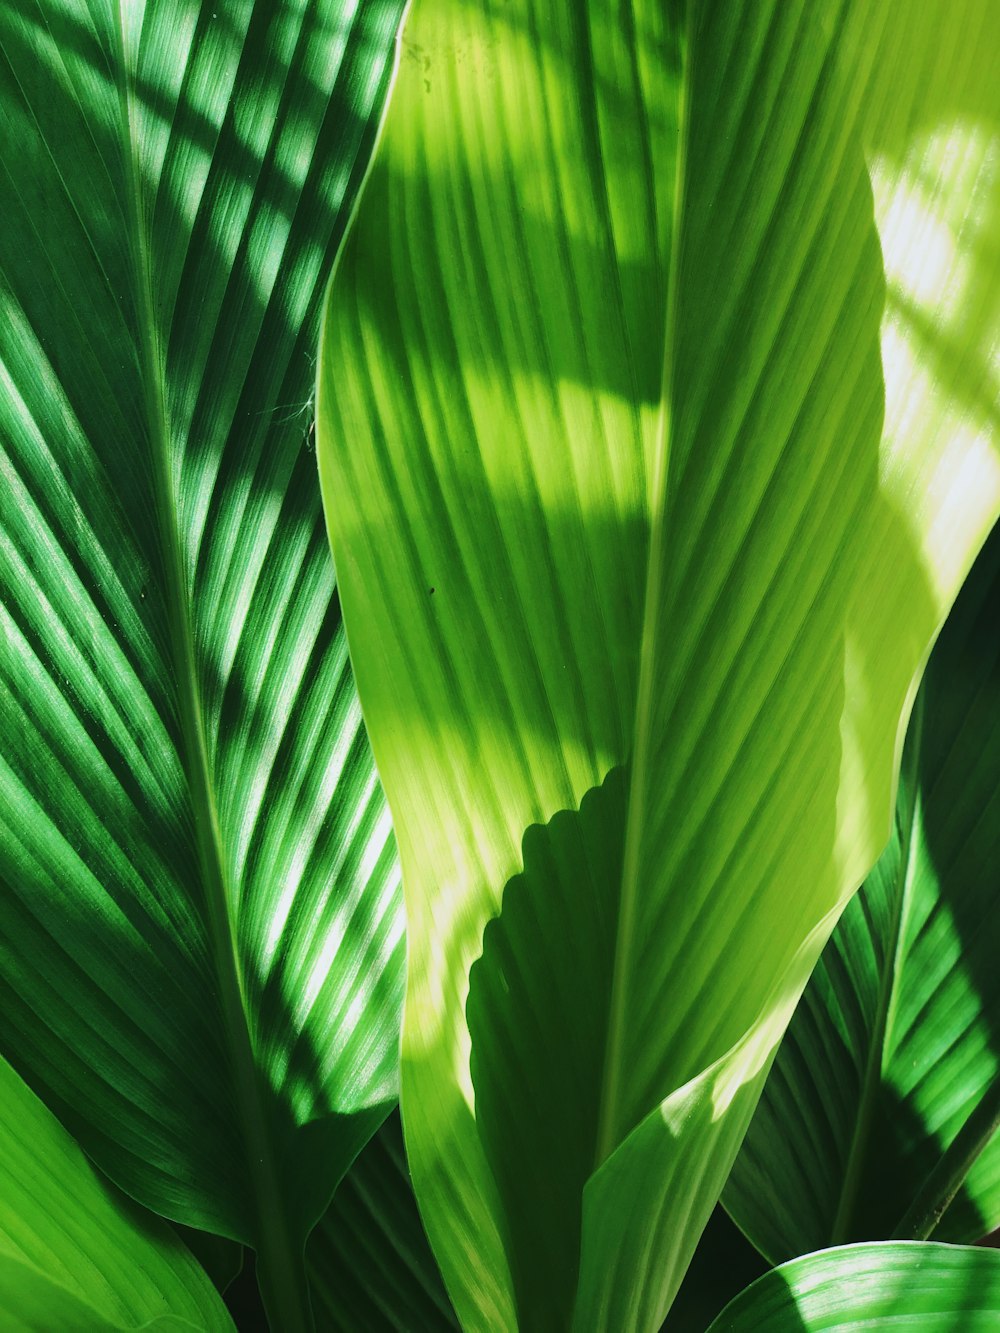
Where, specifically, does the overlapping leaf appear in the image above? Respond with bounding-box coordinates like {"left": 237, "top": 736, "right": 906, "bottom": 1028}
{"left": 0, "top": 1, "right": 405, "bottom": 1324}
{"left": 726, "top": 519, "right": 1000, "bottom": 1259}
{"left": 706, "top": 1243, "right": 1000, "bottom": 1332}
{"left": 318, "top": 0, "right": 1000, "bottom": 1327}
{"left": 306, "top": 1111, "right": 457, "bottom": 1331}
{"left": 0, "top": 1055, "right": 232, "bottom": 1330}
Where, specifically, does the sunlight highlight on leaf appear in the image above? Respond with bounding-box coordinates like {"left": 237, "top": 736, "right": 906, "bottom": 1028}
{"left": 318, "top": 2, "right": 1000, "bottom": 1327}
{"left": 873, "top": 121, "right": 1000, "bottom": 602}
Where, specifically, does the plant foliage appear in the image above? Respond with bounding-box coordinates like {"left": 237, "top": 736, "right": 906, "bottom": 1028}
{"left": 318, "top": 0, "right": 1000, "bottom": 1326}
{"left": 0, "top": 0, "right": 405, "bottom": 1325}
{"left": 1, "top": 0, "right": 999, "bottom": 1328}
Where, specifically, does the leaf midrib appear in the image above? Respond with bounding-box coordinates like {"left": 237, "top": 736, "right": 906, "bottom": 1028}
{"left": 594, "top": 0, "right": 693, "bottom": 1166}
{"left": 114, "top": 8, "right": 308, "bottom": 1326}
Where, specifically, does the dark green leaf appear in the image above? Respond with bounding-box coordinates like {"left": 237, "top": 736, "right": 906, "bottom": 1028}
{"left": 307, "top": 1110, "right": 458, "bottom": 1331}
{"left": 661, "top": 1206, "right": 768, "bottom": 1333}
{"left": 0, "top": 1, "right": 405, "bottom": 1325}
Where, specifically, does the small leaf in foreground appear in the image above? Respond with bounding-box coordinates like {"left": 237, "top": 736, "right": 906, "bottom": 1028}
{"left": 706, "top": 1242, "right": 1000, "bottom": 1332}
{"left": 0, "top": 1056, "right": 232, "bottom": 1330}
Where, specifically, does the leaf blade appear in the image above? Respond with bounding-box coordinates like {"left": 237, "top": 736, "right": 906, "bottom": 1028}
{"left": 318, "top": 0, "right": 1000, "bottom": 1326}
{"left": 706, "top": 1242, "right": 1000, "bottom": 1332}
{"left": 0, "top": 1056, "right": 232, "bottom": 1331}
{"left": 306, "top": 1110, "right": 458, "bottom": 1332}
{"left": 0, "top": 0, "right": 406, "bottom": 1321}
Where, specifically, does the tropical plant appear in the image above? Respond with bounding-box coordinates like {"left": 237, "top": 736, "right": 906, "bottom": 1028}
{"left": 1, "top": 0, "right": 999, "bottom": 1330}
{"left": 0, "top": 0, "right": 406, "bottom": 1327}
{"left": 726, "top": 520, "right": 1000, "bottom": 1263}
{"left": 317, "top": 0, "right": 1000, "bottom": 1327}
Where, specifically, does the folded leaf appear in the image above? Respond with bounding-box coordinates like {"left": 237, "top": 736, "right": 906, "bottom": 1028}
{"left": 0, "top": 1056, "right": 231, "bottom": 1331}
{"left": 706, "top": 1242, "right": 1000, "bottom": 1332}
{"left": 318, "top": 0, "right": 1000, "bottom": 1326}
{"left": 0, "top": 1, "right": 405, "bottom": 1325}
{"left": 727, "top": 519, "right": 1000, "bottom": 1259}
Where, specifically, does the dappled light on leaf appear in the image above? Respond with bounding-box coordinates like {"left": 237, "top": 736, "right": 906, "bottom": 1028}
{"left": 320, "top": 1, "right": 999, "bottom": 1327}
{"left": 0, "top": 0, "right": 406, "bottom": 1326}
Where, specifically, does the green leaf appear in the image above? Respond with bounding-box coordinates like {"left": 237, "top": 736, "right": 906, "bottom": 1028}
{"left": 0, "top": 0, "right": 405, "bottom": 1325}
{"left": 0, "top": 1055, "right": 232, "bottom": 1331}
{"left": 318, "top": 0, "right": 1000, "bottom": 1327}
{"left": 705, "top": 1242, "right": 1000, "bottom": 1332}
{"left": 306, "top": 1110, "right": 458, "bottom": 1331}
{"left": 726, "top": 518, "right": 1000, "bottom": 1258}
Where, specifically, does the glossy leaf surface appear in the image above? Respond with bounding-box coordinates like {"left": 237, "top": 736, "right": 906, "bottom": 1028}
{"left": 728, "top": 520, "right": 1000, "bottom": 1259}
{"left": 0, "top": 1056, "right": 232, "bottom": 1331}
{"left": 319, "top": 0, "right": 1000, "bottom": 1326}
{"left": 706, "top": 1242, "right": 1000, "bottom": 1332}
{"left": 0, "top": 0, "right": 405, "bottom": 1324}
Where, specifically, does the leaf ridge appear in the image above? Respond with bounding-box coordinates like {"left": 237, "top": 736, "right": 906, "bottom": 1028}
{"left": 595, "top": 0, "right": 693, "bottom": 1165}
{"left": 108, "top": 5, "right": 317, "bottom": 1319}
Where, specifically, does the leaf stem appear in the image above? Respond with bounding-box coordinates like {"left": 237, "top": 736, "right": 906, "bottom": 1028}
{"left": 892, "top": 1071, "right": 1000, "bottom": 1242}
{"left": 830, "top": 697, "right": 925, "bottom": 1245}
{"left": 829, "top": 884, "right": 906, "bottom": 1244}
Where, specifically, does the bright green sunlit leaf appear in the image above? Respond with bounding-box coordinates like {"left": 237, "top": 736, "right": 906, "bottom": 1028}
{"left": 705, "top": 1242, "right": 1000, "bottom": 1332}
{"left": 319, "top": 0, "right": 1000, "bottom": 1327}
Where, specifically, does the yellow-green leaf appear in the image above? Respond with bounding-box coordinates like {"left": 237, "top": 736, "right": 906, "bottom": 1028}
{"left": 318, "top": 0, "right": 1000, "bottom": 1326}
